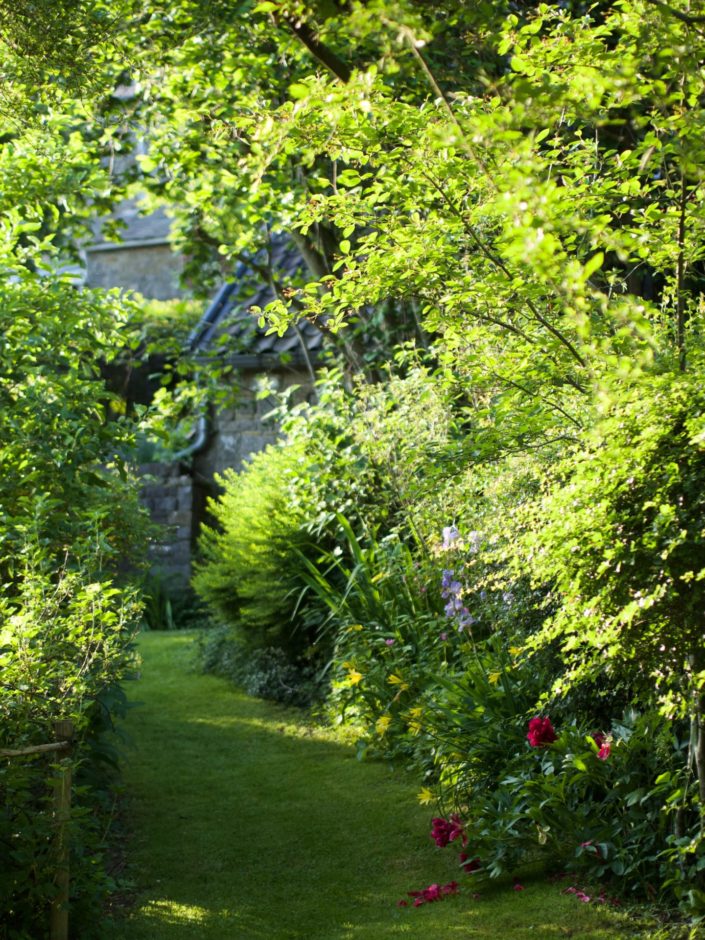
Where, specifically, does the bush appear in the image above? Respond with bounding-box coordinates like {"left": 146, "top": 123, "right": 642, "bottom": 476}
{"left": 193, "top": 439, "right": 326, "bottom": 656}
{"left": 198, "top": 626, "right": 321, "bottom": 706}
{"left": 0, "top": 264, "right": 147, "bottom": 935}
{"left": 193, "top": 364, "right": 469, "bottom": 664}
{"left": 438, "top": 706, "right": 697, "bottom": 904}
{"left": 0, "top": 556, "right": 141, "bottom": 939}
{"left": 141, "top": 569, "right": 211, "bottom": 631}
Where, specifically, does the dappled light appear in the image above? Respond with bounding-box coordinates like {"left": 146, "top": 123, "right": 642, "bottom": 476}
{"left": 117, "top": 634, "right": 637, "bottom": 940}
{"left": 2, "top": 2, "right": 705, "bottom": 937}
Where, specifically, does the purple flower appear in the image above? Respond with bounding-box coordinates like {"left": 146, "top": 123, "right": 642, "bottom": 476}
{"left": 384, "top": 638, "right": 395, "bottom": 647}
{"left": 456, "top": 609, "right": 477, "bottom": 632}
{"left": 444, "top": 598, "right": 461, "bottom": 618}
{"left": 440, "top": 632, "right": 448, "bottom": 641}
{"left": 468, "top": 530, "right": 482, "bottom": 553}
{"left": 441, "top": 570, "right": 462, "bottom": 601}
{"left": 442, "top": 526, "right": 460, "bottom": 549}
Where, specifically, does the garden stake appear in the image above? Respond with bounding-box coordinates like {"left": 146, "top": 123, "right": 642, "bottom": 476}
{"left": 50, "top": 720, "right": 74, "bottom": 940}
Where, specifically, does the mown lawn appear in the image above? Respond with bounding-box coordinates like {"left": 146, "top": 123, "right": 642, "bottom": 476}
{"left": 112, "top": 632, "right": 654, "bottom": 939}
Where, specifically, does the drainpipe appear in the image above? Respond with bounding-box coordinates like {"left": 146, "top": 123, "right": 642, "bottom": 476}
{"left": 171, "top": 267, "right": 246, "bottom": 462}
{"left": 172, "top": 411, "right": 210, "bottom": 463}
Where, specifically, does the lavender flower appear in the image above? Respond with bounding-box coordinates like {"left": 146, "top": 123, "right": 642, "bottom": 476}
{"left": 442, "top": 525, "right": 460, "bottom": 550}
{"left": 457, "top": 609, "right": 477, "bottom": 632}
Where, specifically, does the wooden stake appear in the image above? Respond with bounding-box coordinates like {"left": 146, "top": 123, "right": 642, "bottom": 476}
{"left": 50, "top": 720, "right": 73, "bottom": 940}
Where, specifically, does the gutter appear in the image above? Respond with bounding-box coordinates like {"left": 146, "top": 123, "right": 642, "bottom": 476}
{"left": 171, "top": 266, "right": 246, "bottom": 462}
{"left": 86, "top": 237, "right": 172, "bottom": 252}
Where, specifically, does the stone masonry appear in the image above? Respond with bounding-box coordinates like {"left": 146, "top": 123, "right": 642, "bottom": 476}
{"left": 193, "top": 370, "right": 311, "bottom": 481}
{"left": 139, "top": 462, "right": 194, "bottom": 582}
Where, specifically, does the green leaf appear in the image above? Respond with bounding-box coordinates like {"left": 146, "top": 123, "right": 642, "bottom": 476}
{"left": 289, "top": 83, "right": 310, "bottom": 100}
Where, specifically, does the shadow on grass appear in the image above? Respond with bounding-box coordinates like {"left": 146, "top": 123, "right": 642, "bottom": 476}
{"left": 116, "top": 632, "right": 643, "bottom": 940}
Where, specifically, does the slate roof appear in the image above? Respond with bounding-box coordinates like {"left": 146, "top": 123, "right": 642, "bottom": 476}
{"left": 190, "top": 236, "right": 325, "bottom": 370}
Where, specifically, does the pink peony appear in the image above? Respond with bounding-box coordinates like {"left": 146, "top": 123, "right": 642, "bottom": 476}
{"left": 592, "top": 732, "right": 611, "bottom": 760}
{"left": 407, "top": 881, "right": 459, "bottom": 907}
{"left": 430, "top": 814, "right": 467, "bottom": 848}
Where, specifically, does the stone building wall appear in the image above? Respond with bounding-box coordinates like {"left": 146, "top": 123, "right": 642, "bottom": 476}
{"left": 139, "top": 462, "right": 194, "bottom": 582}
{"left": 85, "top": 243, "right": 185, "bottom": 301}
{"left": 137, "top": 368, "right": 313, "bottom": 580}
{"left": 193, "top": 369, "right": 312, "bottom": 481}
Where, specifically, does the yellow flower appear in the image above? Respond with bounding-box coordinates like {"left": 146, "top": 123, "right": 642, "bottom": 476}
{"left": 417, "top": 787, "right": 434, "bottom": 805}
{"left": 509, "top": 646, "right": 523, "bottom": 657}
{"left": 376, "top": 715, "right": 392, "bottom": 735}
{"left": 407, "top": 707, "right": 424, "bottom": 734}
{"left": 388, "top": 673, "right": 410, "bottom": 691}
{"left": 488, "top": 671, "right": 501, "bottom": 685}
{"left": 348, "top": 624, "right": 364, "bottom": 632}
{"left": 347, "top": 669, "right": 363, "bottom": 686}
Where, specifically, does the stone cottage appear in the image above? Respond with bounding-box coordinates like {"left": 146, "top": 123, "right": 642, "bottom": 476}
{"left": 85, "top": 207, "right": 323, "bottom": 579}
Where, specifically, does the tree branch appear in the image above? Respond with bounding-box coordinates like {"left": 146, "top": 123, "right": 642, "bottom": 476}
{"left": 416, "top": 164, "right": 589, "bottom": 377}
{"left": 642, "top": 0, "right": 705, "bottom": 26}
{"left": 283, "top": 16, "right": 351, "bottom": 83}
{"left": 396, "top": 25, "right": 496, "bottom": 186}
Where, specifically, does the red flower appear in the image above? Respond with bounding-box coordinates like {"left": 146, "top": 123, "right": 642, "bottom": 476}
{"left": 406, "top": 882, "right": 460, "bottom": 907}
{"left": 591, "top": 732, "right": 611, "bottom": 760}
{"left": 430, "top": 814, "right": 467, "bottom": 847}
{"left": 459, "top": 853, "right": 481, "bottom": 874}
{"left": 526, "top": 716, "right": 557, "bottom": 747}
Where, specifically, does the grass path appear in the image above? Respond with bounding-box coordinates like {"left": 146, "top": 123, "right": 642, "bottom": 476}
{"left": 116, "top": 632, "right": 644, "bottom": 939}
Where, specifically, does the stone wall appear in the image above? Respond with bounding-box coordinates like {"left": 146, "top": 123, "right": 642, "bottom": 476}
{"left": 85, "top": 244, "right": 185, "bottom": 301}
{"left": 139, "top": 462, "right": 194, "bottom": 583}
{"left": 193, "top": 369, "right": 313, "bottom": 480}
{"left": 138, "top": 370, "right": 315, "bottom": 580}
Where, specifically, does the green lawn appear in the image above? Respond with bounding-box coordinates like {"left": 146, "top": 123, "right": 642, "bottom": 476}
{"left": 113, "top": 632, "right": 650, "bottom": 939}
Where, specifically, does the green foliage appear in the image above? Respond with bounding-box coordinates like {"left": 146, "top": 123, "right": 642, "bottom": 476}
{"left": 524, "top": 376, "right": 705, "bottom": 710}
{"left": 0, "top": 277, "right": 147, "bottom": 576}
{"left": 0, "top": 71, "right": 148, "bottom": 934}
{"left": 140, "top": 569, "right": 211, "bottom": 631}
{"left": 130, "top": 296, "right": 204, "bottom": 358}
{"left": 439, "top": 704, "right": 701, "bottom": 907}
{"left": 0, "top": 556, "right": 141, "bottom": 939}
{"left": 198, "top": 625, "right": 321, "bottom": 706}
{"left": 9, "top": 0, "right": 705, "bottom": 923}
{"left": 193, "top": 364, "right": 467, "bottom": 670}
{"left": 194, "top": 438, "right": 324, "bottom": 654}
{"left": 297, "top": 517, "right": 445, "bottom": 756}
